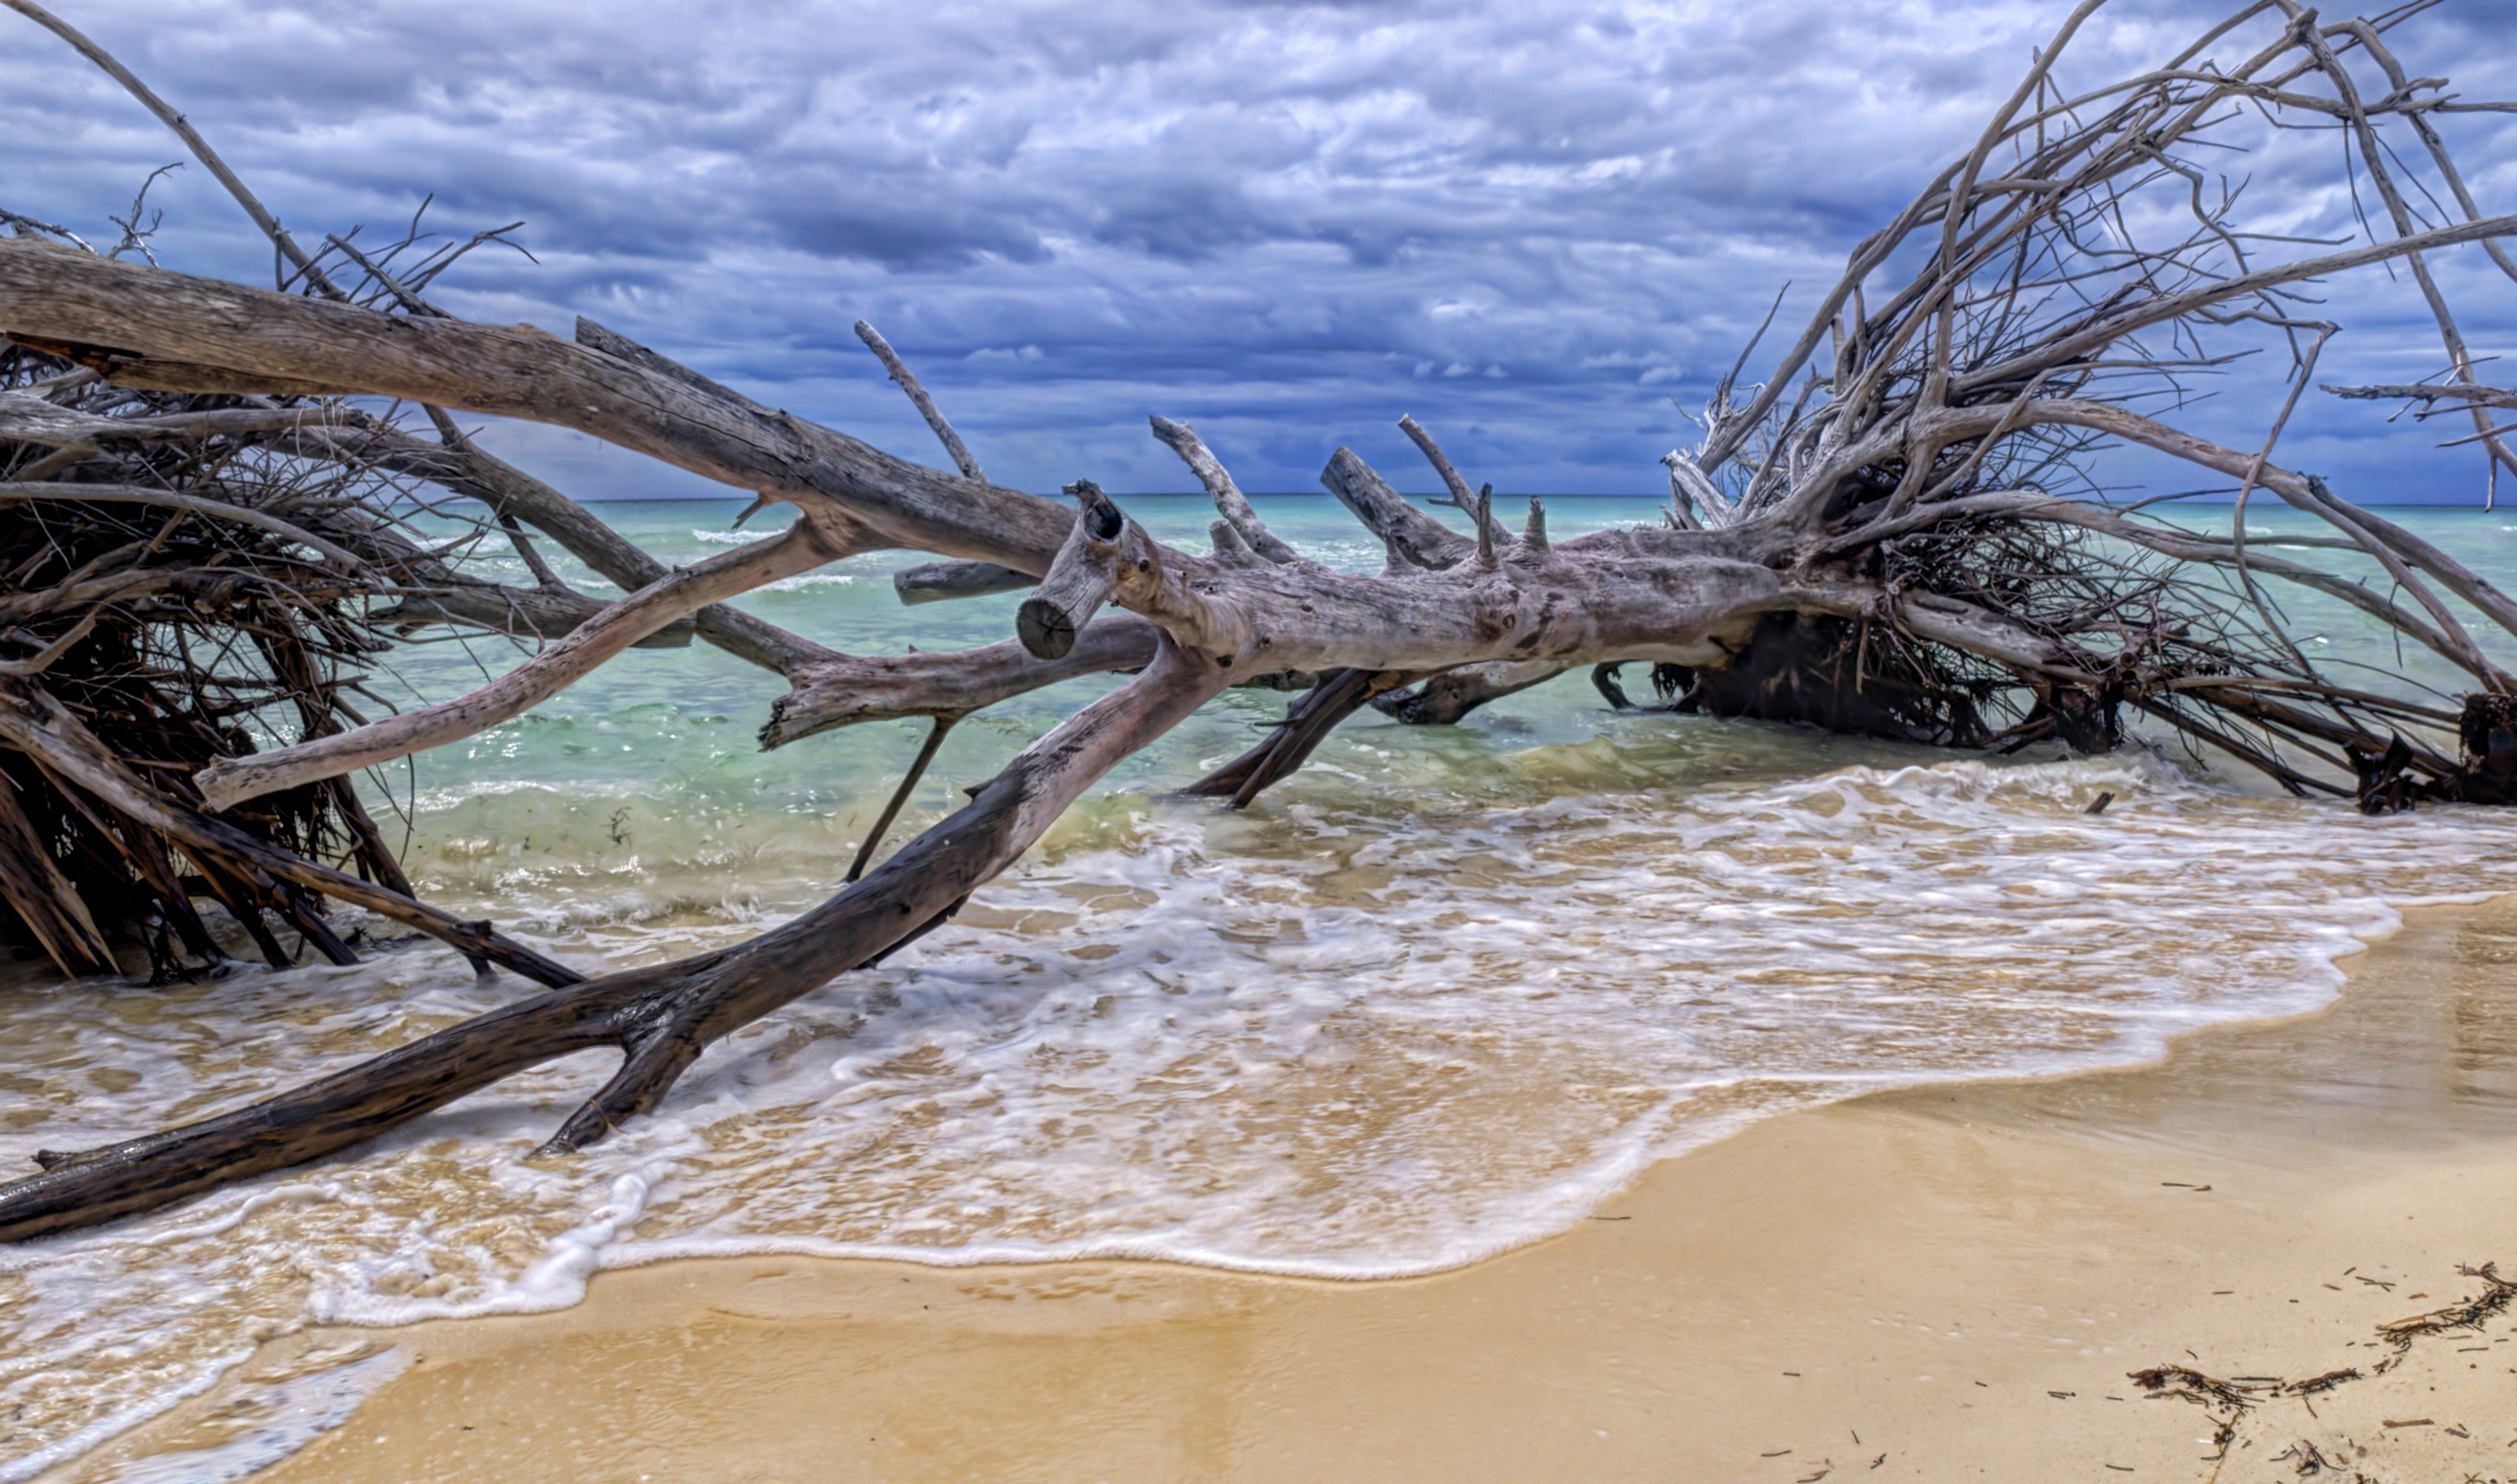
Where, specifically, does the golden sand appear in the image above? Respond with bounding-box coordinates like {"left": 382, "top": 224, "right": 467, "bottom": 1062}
{"left": 50, "top": 897, "right": 2517, "bottom": 1483}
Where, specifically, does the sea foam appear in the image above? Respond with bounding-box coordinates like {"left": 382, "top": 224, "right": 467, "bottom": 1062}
{"left": 8, "top": 739, "right": 2517, "bottom": 1478}
{"left": 10, "top": 498, "right": 2517, "bottom": 1475}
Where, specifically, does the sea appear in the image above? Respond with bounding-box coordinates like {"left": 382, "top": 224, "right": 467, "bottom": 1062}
{"left": 8, "top": 494, "right": 2517, "bottom": 1479}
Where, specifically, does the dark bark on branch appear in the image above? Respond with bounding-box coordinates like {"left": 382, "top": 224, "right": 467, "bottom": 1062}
{"left": 1182, "top": 667, "right": 1423, "bottom": 807}
{"left": 0, "top": 641, "right": 1226, "bottom": 1240}
{"left": 0, "top": 763, "right": 113, "bottom": 977}
{"left": 1372, "top": 661, "right": 1568, "bottom": 725}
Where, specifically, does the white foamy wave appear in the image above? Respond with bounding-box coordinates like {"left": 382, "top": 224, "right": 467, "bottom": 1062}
{"left": 12, "top": 743, "right": 2517, "bottom": 1478}
{"left": 94, "top": 1347, "right": 410, "bottom": 1484}
{"left": 0, "top": 1347, "right": 249, "bottom": 1484}
{"left": 20, "top": 467, "right": 2517, "bottom": 1484}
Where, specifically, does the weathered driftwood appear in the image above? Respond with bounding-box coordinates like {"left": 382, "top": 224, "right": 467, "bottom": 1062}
{"left": 0, "top": 637, "right": 1226, "bottom": 1239}
{"left": 892, "top": 558, "right": 1036, "bottom": 605}
{"left": 854, "top": 319, "right": 986, "bottom": 483}
{"left": 3, "top": 0, "right": 2516, "bottom": 1239}
{"left": 1374, "top": 661, "right": 1569, "bottom": 726}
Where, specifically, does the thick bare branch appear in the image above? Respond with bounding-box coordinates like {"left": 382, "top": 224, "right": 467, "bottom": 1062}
{"left": 573, "top": 317, "right": 775, "bottom": 415}
{"left": 1396, "top": 414, "right": 1511, "bottom": 546}
{"left": 0, "top": 240, "right": 1077, "bottom": 573}
{"left": 1019, "top": 481, "right": 1138, "bottom": 660}
{"left": 892, "top": 559, "right": 1036, "bottom": 604}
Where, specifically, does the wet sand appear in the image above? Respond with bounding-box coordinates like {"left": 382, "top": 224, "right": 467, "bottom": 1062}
{"left": 55, "top": 895, "right": 2517, "bottom": 1484}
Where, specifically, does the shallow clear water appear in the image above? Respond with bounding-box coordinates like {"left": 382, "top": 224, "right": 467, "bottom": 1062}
{"left": 8, "top": 495, "right": 2517, "bottom": 1478}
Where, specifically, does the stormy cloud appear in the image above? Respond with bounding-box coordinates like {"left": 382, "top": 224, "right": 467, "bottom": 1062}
{"left": 3, "top": 0, "right": 2511, "bottom": 501}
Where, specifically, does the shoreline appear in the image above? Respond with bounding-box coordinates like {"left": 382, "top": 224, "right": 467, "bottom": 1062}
{"left": 45, "top": 895, "right": 2517, "bottom": 1483}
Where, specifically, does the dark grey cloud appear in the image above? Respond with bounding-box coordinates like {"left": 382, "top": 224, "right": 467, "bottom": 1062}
{"left": 3, "top": 0, "right": 2511, "bottom": 502}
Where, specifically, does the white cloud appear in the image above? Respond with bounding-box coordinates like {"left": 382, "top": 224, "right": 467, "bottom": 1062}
{"left": 2, "top": 0, "right": 2511, "bottom": 500}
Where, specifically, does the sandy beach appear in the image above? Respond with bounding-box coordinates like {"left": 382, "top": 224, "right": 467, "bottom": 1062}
{"left": 9, "top": 1, "right": 2517, "bottom": 1478}
{"left": 46, "top": 894, "right": 2517, "bottom": 1484}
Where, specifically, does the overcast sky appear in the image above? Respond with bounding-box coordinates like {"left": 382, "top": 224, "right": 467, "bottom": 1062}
{"left": 4, "top": 0, "right": 2513, "bottom": 503}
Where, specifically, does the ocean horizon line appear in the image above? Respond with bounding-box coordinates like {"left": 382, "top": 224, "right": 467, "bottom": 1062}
{"left": 552, "top": 491, "right": 2511, "bottom": 509}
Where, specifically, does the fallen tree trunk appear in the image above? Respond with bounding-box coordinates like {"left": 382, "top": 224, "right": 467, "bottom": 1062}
{"left": 3, "top": 0, "right": 2515, "bottom": 1238}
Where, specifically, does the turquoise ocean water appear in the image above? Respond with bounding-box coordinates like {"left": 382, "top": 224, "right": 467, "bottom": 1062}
{"left": 8, "top": 494, "right": 2517, "bottom": 1478}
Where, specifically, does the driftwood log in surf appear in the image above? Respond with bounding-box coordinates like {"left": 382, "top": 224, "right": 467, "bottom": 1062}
{"left": 3, "top": 0, "right": 2517, "bottom": 1238}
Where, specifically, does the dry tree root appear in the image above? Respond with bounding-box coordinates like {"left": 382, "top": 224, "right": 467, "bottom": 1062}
{"left": 0, "top": 341, "right": 588, "bottom": 984}
{"left": 0, "top": 678, "right": 581, "bottom": 984}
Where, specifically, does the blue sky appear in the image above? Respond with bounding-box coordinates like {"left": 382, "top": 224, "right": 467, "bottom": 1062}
{"left": 4, "top": 0, "right": 2513, "bottom": 504}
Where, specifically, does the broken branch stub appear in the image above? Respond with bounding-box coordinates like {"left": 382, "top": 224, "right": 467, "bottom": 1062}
{"left": 1017, "top": 481, "right": 1133, "bottom": 660}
